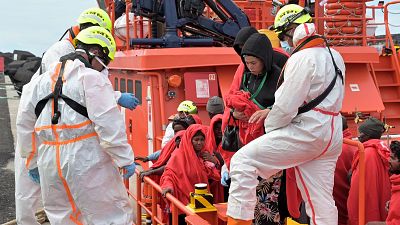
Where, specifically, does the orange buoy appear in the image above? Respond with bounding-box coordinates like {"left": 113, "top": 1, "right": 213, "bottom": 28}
{"left": 326, "top": 8, "right": 363, "bottom": 16}
{"left": 326, "top": 21, "right": 363, "bottom": 28}
{"left": 325, "top": 27, "right": 362, "bottom": 34}
{"left": 325, "top": 2, "right": 364, "bottom": 10}
{"left": 327, "top": 39, "right": 363, "bottom": 46}
{"left": 325, "top": 16, "right": 363, "bottom": 21}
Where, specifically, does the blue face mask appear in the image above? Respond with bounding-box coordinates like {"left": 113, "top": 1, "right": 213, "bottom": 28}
{"left": 280, "top": 41, "right": 292, "bottom": 54}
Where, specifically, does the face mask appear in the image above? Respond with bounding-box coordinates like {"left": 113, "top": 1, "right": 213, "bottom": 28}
{"left": 280, "top": 41, "right": 292, "bottom": 54}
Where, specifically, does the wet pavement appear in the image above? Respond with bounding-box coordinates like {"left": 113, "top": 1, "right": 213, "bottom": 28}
{"left": 0, "top": 73, "right": 19, "bottom": 223}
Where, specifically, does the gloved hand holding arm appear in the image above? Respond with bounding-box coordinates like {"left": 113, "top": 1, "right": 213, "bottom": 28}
{"left": 117, "top": 93, "right": 139, "bottom": 110}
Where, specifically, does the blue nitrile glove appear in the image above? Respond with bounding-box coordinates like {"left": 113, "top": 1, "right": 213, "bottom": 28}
{"left": 28, "top": 167, "right": 40, "bottom": 184}
{"left": 221, "top": 171, "right": 230, "bottom": 187}
{"left": 118, "top": 93, "right": 139, "bottom": 110}
{"left": 123, "top": 163, "right": 137, "bottom": 179}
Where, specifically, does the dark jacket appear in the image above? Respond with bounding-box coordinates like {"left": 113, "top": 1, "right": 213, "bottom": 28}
{"left": 239, "top": 33, "right": 283, "bottom": 109}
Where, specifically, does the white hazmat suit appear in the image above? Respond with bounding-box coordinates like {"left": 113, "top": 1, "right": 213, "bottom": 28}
{"left": 15, "top": 39, "right": 74, "bottom": 225}
{"left": 15, "top": 39, "right": 122, "bottom": 224}
{"left": 16, "top": 58, "right": 134, "bottom": 225}
{"left": 227, "top": 24, "right": 346, "bottom": 225}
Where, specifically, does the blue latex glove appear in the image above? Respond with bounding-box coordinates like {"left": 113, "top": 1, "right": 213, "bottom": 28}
{"left": 118, "top": 93, "right": 139, "bottom": 110}
{"left": 28, "top": 167, "right": 40, "bottom": 184}
{"left": 221, "top": 171, "right": 230, "bottom": 187}
{"left": 123, "top": 163, "right": 136, "bottom": 179}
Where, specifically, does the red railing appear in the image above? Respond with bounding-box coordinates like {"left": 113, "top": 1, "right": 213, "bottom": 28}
{"left": 126, "top": 169, "right": 211, "bottom": 225}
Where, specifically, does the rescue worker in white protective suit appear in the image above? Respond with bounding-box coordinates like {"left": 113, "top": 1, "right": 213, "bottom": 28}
{"left": 16, "top": 26, "right": 135, "bottom": 225}
{"left": 14, "top": 8, "right": 139, "bottom": 225}
{"left": 226, "top": 5, "right": 346, "bottom": 225}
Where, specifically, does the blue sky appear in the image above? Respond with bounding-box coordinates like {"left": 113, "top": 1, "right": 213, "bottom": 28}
{"left": 0, "top": 0, "right": 97, "bottom": 56}
{"left": 0, "top": 0, "right": 399, "bottom": 56}
{"left": 366, "top": 1, "right": 400, "bottom": 35}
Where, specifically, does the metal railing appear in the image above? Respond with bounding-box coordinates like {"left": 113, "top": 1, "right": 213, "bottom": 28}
{"left": 127, "top": 169, "right": 211, "bottom": 225}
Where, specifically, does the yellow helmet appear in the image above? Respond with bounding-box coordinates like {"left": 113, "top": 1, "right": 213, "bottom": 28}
{"left": 177, "top": 100, "right": 198, "bottom": 114}
{"left": 273, "top": 4, "right": 312, "bottom": 34}
{"left": 77, "top": 8, "right": 112, "bottom": 32}
{"left": 74, "top": 26, "right": 116, "bottom": 61}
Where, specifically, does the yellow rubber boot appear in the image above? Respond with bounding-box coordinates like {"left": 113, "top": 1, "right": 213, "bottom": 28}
{"left": 227, "top": 216, "right": 252, "bottom": 225}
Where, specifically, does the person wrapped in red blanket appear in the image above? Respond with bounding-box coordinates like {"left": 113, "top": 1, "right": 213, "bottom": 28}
{"left": 348, "top": 117, "right": 391, "bottom": 225}
{"left": 365, "top": 141, "right": 400, "bottom": 225}
{"left": 333, "top": 116, "right": 357, "bottom": 225}
{"left": 160, "top": 124, "right": 221, "bottom": 224}
{"left": 206, "top": 114, "right": 225, "bottom": 203}
{"left": 387, "top": 141, "right": 400, "bottom": 225}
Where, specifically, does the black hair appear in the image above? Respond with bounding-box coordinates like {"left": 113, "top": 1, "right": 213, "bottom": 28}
{"left": 172, "top": 115, "right": 196, "bottom": 130}
{"left": 193, "top": 130, "right": 205, "bottom": 138}
{"left": 390, "top": 141, "right": 400, "bottom": 160}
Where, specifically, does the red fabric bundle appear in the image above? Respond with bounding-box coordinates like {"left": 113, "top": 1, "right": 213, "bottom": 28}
{"left": 387, "top": 174, "right": 400, "bottom": 225}
{"left": 347, "top": 139, "right": 391, "bottom": 225}
{"left": 224, "top": 90, "right": 264, "bottom": 145}
{"left": 205, "top": 114, "right": 225, "bottom": 203}
{"left": 160, "top": 124, "right": 220, "bottom": 206}
{"left": 151, "top": 130, "right": 185, "bottom": 169}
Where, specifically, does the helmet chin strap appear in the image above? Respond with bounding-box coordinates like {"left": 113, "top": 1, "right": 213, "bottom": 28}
{"left": 75, "top": 48, "right": 95, "bottom": 64}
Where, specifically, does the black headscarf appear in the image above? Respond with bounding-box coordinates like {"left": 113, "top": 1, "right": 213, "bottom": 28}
{"left": 238, "top": 33, "right": 280, "bottom": 109}
{"left": 233, "top": 26, "right": 258, "bottom": 56}
{"left": 241, "top": 33, "right": 273, "bottom": 72}
{"left": 358, "top": 117, "right": 385, "bottom": 139}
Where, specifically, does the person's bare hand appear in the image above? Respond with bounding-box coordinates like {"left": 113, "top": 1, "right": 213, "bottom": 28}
{"left": 162, "top": 188, "right": 173, "bottom": 198}
{"left": 248, "top": 109, "right": 271, "bottom": 123}
{"left": 135, "top": 156, "right": 149, "bottom": 162}
{"left": 201, "top": 151, "right": 217, "bottom": 164}
{"left": 232, "top": 110, "right": 249, "bottom": 122}
{"left": 139, "top": 170, "right": 153, "bottom": 181}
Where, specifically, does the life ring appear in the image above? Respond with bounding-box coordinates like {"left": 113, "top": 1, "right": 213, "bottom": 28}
{"left": 328, "top": 39, "right": 363, "bottom": 46}
{"left": 325, "top": 27, "right": 362, "bottom": 34}
{"left": 325, "top": 2, "right": 364, "bottom": 10}
{"left": 326, "top": 21, "right": 363, "bottom": 28}
{"left": 325, "top": 16, "right": 363, "bottom": 22}
{"left": 326, "top": 8, "right": 364, "bottom": 16}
